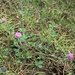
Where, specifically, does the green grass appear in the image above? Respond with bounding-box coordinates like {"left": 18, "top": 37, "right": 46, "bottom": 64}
{"left": 0, "top": 0, "right": 75, "bottom": 75}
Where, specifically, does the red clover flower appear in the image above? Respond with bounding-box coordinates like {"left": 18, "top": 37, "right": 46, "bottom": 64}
{"left": 14, "top": 32, "right": 22, "bottom": 38}
{"left": 68, "top": 53, "right": 74, "bottom": 60}
{"left": 1, "top": 17, "right": 7, "bottom": 22}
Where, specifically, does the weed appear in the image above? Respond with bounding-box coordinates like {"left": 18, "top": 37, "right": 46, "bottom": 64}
{"left": 0, "top": 0, "right": 75, "bottom": 75}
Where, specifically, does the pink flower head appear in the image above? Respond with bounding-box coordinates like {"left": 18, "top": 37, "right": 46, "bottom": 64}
{"left": 68, "top": 53, "right": 74, "bottom": 60}
{"left": 2, "top": 17, "right": 7, "bottom": 22}
{"left": 15, "top": 32, "right": 22, "bottom": 38}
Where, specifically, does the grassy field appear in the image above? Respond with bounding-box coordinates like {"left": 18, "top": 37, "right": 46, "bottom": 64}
{"left": 0, "top": 0, "right": 75, "bottom": 75}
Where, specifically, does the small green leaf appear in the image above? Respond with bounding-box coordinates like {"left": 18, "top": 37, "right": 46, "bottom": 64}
{"left": 25, "top": 51, "right": 32, "bottom": 59}
{"left": 35, "top": 61, "right": 43, "bottom": 68}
